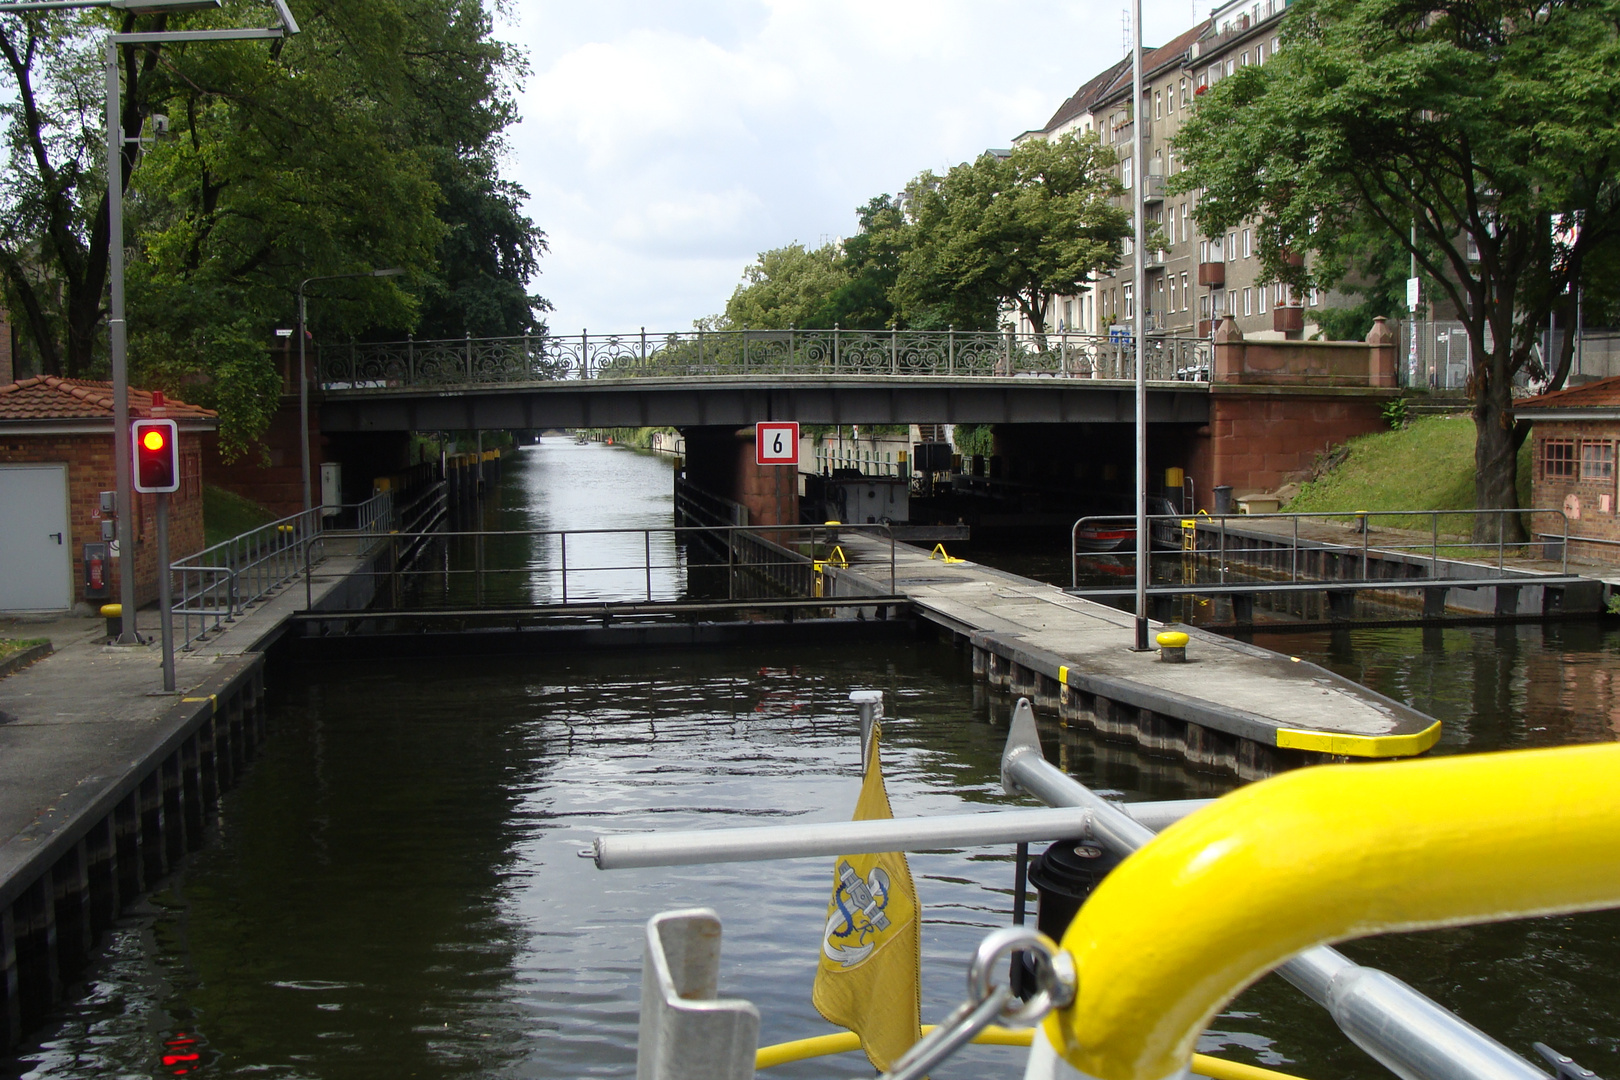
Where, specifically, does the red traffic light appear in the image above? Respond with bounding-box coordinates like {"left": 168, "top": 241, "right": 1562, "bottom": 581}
{"left": 132, "top": 419, "right": 180, "bottom": 493}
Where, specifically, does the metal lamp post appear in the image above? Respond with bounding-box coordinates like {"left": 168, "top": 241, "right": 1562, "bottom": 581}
{"left": 296, "top": 268, "right": 404, "bottom": 512}
{"left": 0, "top": 0, "right": 299, "bottom": 647}
{"left": 1131, "top": 0, "right": 1150, "bottom": 651}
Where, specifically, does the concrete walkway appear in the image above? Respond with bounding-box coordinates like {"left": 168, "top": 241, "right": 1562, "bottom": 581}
{"left": 0, "top": 552, "right": 368, "bottom": 856}
{"left": 832, "top": 536, "right": 1439, "bottom": 762}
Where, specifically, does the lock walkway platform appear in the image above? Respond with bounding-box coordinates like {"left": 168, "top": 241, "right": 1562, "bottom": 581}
{"left": 825, "top": 534, "right": 1441, "bottom": 778}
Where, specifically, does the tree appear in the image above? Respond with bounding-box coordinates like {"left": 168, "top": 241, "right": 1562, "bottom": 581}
{"left": 0, "top": 0, "right": 546, "bottom": 458}
{"left": 897, "top": 132, "right": 1130, "bottom": 347}
{"left": 1174, "top": 0, "right": 1620, "bottom": 541}
{"left": 721, "top": 242, "right": 849, "bottom": 329}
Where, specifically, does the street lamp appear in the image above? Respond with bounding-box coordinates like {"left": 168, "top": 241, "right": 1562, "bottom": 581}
{"left": 296, "top": 268, "right": 404, "bottom": 512}
{"left": 0, "top": 0, "right": 298, "bottom": 649}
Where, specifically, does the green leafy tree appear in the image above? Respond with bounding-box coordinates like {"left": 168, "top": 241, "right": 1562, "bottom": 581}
{"left": 897, "top": 132, "right": 1130, "bottom": 346}
{"left": 818, "top": 194, "right": 905, "bottom": 330}
{"left": 1174, "top": 0, "right": 1620, "bottom": 541}
{"left": 721, "top": 242, "right": 849, "bottom": 330}
{"left": 0, "top": 0, "right": 545, "bottom": 459}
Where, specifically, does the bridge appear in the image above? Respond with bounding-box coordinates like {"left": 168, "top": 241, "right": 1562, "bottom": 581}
{"left": 313, "top": 326, "right": 1215, "bottom": 431}
{"left": 211, "top": 320, "right": 1402, "bottom": 522}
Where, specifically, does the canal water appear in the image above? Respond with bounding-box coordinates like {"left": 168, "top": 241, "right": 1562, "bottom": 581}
{"left": 6, "top": 439, "right": 1617, "bottom": 1080}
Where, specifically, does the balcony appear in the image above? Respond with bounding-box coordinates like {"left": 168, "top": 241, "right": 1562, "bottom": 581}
{"left": 1143, "top": 174, "right": 1166, "bottom": 203}
{"left": 1197, "top": 262, "right": 1226, "bottom": 287}
{"left": 1273, "top": 305, "right": 1304, "bottom": 333}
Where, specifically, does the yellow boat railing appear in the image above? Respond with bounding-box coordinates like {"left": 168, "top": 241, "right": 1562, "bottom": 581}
{"left": 1039, "top": 741, "right": 1620, "bottom": 1080}
{"left": 756, "top": 1025, "right": 1312, "bottom": 1080}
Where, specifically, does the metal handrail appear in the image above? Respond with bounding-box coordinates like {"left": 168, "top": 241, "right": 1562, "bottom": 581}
{"left": 338, "top": 522, "right": 898, "bottom": 605}
{"left": 316, "top": 326, "right": 1212, "bottom": 390}
{"left": 1000, "top": 700, "right": 1565, "bottom": 1080}
{"left": 1071, "top": 508, "right": 1572, "bottom": 589}
{"left": 171, "top": 491, "right": 394, "bottom": 649}
{"left": 1021, "top": 731, "right": 1620, "bottom": 1080}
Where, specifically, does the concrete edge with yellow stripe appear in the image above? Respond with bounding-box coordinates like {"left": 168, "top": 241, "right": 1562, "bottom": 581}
{"left": 972, "top": 619, "right": 1439, "bottom": 761}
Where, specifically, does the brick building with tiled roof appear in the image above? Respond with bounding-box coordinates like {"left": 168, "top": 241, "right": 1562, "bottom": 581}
{"left": 0, "top": 376, "right": 214, "bottom": 611}
{"left": 1518, "top": 375, "right": 1620, "bottom": 563}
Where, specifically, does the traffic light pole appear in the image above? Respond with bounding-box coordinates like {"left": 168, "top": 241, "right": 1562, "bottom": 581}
{"left": 107, "top": 40, "right": 138, "bottom": 646}
{"left": 156, "top": 492, "right": 174, "bottom": 691}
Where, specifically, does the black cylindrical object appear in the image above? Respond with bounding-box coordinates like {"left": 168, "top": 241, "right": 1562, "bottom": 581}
{"left": 1029, "top": 837, "right": 1124, "bottom": 943}
{"left": 1213, "top": 484, "right": 1234, "bottom": 516}
{"left": 1012, "top": 837, "right": 1123, "bottom": 999}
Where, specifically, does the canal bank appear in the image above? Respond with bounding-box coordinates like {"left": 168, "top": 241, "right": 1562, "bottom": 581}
{"left": 0, "top": 438, "right": 1615, "bottom": 1078}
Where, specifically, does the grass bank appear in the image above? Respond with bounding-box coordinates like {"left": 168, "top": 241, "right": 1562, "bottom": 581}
{"left": 1284, "top": 415, "right": 1532, "bottom": 535}
{"left": 203, "top": 484, "right": 278, "bottom": 547}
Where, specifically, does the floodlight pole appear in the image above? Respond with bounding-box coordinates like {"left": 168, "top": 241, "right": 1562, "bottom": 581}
{"left": 1131, "top": 0, "right": 1150, "bottom": 651}
{"left": 96, "top": 19, "right": 290, "bottom": 648}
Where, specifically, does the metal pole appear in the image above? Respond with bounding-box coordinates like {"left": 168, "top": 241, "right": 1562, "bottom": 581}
{"left": 646, "top": 530, "right": 653, "bottom": 601}
{"left": 560, "top": 532, "right": 568, "bottom": 602}
{"left": 107, "top": 40, "right": 138, "bottom": 644}
{"left": 298, "top": 286, "right": 311, "bottom": 513}
{"left": 1000, "top": 701, "right": 1554, "bottom": 1080}
{"left": 1131, "top": 0, "right": 1149, "bottom": 651}
{"left": 156, "top": 492, "right": 174, "bottom": 691}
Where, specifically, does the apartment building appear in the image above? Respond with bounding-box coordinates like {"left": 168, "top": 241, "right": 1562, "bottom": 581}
{"left": 1012, "top": 0, "right": 1336, "bottom": 343}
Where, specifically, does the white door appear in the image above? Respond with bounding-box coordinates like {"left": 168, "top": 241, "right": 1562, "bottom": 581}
{"left": 0, "top": 463, "right": 72, "bottom": 611}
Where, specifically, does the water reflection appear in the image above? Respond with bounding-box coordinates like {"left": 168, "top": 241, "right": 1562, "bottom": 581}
{"left": 412, "top": 438, "right": 687, "bottom": 606}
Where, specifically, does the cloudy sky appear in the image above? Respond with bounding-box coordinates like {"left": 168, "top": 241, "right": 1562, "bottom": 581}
{"left": 495, "top": 1, "right": 1202, "bottom": 334}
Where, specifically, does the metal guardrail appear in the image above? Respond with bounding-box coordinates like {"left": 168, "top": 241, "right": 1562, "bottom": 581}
{"left": 1071, "top": 508, "right": 1572, "bottom": 590}
{"left": 171, "top": 492, "right": 393, "bottom": 649}
{"left": 337, "top": 522, "right": 898, "bottom": 608}
{"left": 316, "top": 327, "right": 1212, "bottom": 390}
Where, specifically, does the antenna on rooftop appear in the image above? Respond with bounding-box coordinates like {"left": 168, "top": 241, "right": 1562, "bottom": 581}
{"left": 1122, "top": 6, "right": 1131, "bottom": 55}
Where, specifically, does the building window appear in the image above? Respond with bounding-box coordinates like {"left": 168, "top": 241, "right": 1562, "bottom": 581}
{"left": 1225, "top": 58, "right": 1235, "bottom": 76}
{"left": 1169, "top": 276, "right": 1178, "bottom": 312}
{"left": 1258, "top": 283, "right": 1268, "bottom": 313}
{"left": 1227, "top": 233, "right": 1237, "bottom": 262}
{"left": 1155, "top": 89, "right": 1163, "bottom": 117}
{"left": 1242, "top": 50, "right": 1250, "bottom": 66}
{"left": 1243, "top": 228, "right": 1253, "bottom": 258}
{"left": 1257, "top": 42, "right": 1266, "bottom": 63}
{"left": 1582, "top": 440, "right": 1614, "bottom": 481}
{"left": 1180, "top": 271, "right": 1189, "bottom": 306}
{"left": 1541, "top": 438, "right": 1576, "bottom": 480}
{"left": 1123, "top": 284, "right": 1134, "bottom": 317}
{"left": 1199, "top": 239, "right": 1210, "bottom": 262}
{"left": 1242, "top": 287, "right": 1252, "bottom": 316}
{"left": 1200, "top": 294, "right": 1210, "bottom": 319}
{"left": 1122, "top": 155, "right": 1133, "bottom": 189}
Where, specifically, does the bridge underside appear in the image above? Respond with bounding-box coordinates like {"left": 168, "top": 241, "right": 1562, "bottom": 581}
{"left": 317, "top": 377, "right": 1210, "bottom": 432}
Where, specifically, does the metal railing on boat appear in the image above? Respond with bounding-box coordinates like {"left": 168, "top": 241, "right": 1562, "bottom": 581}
{"left": 602, "top": 693, "right": 1616, "bottom": 1080}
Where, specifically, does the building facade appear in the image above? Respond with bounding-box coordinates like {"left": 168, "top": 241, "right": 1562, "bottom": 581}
{"left": 1518, "top": 376, "right": 1620, "bottom": 564}
{"left": 0, "top": 377, "right": 214, "bottom": 611}
{"left": 1011, "top": 0, "right": 1343, "bottom": 344}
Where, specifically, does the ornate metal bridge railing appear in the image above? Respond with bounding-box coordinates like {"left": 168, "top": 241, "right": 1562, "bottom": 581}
{"left": 316, "top": 328, "right": 1212, "bottom": 390}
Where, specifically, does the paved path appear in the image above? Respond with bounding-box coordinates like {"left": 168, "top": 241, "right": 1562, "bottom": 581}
{"left": 0, "top": 554, "right": 367, "bottom": 857}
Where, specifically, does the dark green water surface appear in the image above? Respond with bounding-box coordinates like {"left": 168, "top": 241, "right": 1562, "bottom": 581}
{"left": 6, "top": 442, "right": 1616, "bottom": 1079}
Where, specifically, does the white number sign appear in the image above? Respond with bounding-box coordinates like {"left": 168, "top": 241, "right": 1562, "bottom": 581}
{"left": 756, "top": 422, "right": 800, "bottom": 466}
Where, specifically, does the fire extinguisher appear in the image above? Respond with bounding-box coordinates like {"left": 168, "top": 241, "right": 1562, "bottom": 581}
{"left": 83, "top": 541, "right": 111, "bottom": 600}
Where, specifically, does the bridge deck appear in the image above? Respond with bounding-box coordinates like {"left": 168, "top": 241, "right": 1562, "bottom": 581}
{"left": 831, "top": 536, "right": 1440, "bottom": 761}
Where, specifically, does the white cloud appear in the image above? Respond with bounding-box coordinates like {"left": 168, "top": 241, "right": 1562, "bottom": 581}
{"left": 500, "top": 1, "right": 1195, "bottom": 332}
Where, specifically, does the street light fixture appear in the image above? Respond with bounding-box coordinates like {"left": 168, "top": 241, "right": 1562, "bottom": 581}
{"left": 296, "top": 268, "right": 405, "bottom": 513}
{"left": 0, "top": 0, "right": 298, "bottom": 658}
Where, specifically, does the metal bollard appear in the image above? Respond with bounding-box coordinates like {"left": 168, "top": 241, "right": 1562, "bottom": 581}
{"left": 1156, "top": 630, "right": 1189, "bottom": 663}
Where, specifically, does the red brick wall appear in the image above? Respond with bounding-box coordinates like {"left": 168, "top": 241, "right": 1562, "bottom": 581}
{"left": 1528, "top": 420, "right": 1620, "bottom": 561}
{"left": 735, "top": 431, "right": 798, "bottom": 529}
{"left": 1208, "top": 391, "right": 1388, "bottom": 497}
{"left": 0, "top": 430, "right": 206, "bottom": 608}
{"left": 200, "top": 396, "right": 326, "bottom": 519}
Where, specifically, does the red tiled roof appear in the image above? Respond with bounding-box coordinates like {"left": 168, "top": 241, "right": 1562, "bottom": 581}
{"left": 0, "top": 376, "right": 217, "bottom": 421}
{"left": 1517, "top": 376, "right": 1620, "bottom": 410}
{"left": 1038, "top": 21, "right": 1212, "bottom": 136}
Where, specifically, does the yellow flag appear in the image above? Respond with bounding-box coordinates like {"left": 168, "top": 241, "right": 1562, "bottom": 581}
{"left": 811, "top": 725, "right": 922, "bottom": 1072}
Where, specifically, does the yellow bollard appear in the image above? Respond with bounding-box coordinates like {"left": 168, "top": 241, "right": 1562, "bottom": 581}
{"left": 1155, "top": 630, "right": 1189, "bottom": 663}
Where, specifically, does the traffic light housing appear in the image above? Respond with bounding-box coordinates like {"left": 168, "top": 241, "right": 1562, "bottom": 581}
{"left": 132, "top": 419, "right": 180, "bottom": 493}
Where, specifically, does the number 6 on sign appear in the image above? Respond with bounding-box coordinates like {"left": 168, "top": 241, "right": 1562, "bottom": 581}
{"left": 756, "top": 422, "right": 800, "bottom": 466}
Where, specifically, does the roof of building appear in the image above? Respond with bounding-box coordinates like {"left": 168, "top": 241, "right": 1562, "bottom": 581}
{"left": 1517, "top": 376, "right": 1620, "bottom": 411}
{"left": 0, "top": 376, "right": 217, "bottom": 422}
{"left": 1040, "top": 58, "right": 1132, "bottom": 135}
